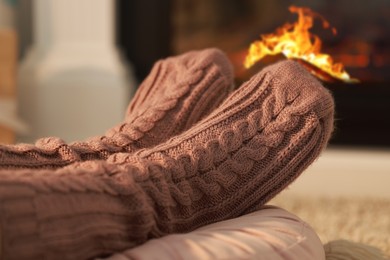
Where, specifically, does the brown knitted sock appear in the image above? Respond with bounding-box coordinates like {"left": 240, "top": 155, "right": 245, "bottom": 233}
{"left": 0, "top": 48, "right": 234, "bottom": 169}
{"left": 0, "top": 60, "right": 334, "bottom": 260}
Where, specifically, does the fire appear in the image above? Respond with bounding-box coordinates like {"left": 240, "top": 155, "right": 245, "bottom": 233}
{"left": 244, "top": 6, "right": 358, "bottom": 83}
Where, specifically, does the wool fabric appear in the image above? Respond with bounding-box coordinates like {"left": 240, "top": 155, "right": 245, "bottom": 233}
{"left": 0, "top": 60, "right": 334, "bottom": 260}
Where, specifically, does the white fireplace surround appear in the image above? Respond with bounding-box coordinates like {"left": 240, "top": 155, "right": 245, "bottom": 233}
{"left": 281, "top": 146, "right": 390, "bottom": 199}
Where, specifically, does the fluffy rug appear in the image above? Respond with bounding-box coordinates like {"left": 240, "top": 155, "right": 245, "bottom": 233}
{"left": 270, "top": 194, "right": 390, "bottom": 259}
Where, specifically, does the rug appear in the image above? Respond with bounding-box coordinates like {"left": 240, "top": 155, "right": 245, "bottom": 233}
{"left": 270, "top": 194, "right": 390, "bottom": 258}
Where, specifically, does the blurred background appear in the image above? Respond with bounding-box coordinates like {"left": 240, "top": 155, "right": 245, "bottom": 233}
{"left": 1, "top": 1, "right": 389, "bottom": 254}
{"left": 0, "top": 0, "right": 389, "bottom": 149}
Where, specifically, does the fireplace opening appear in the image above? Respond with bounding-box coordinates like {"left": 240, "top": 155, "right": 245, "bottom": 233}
{"left": 117, "top": 0, "right": 390, "bottom": 147}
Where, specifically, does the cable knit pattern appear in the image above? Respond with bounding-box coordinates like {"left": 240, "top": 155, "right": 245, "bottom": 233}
{"left": 0, "top": 60, "right": 334, "bottom": 260}
{"left": 0, "top": 48, "right": 234, "bottom": 169}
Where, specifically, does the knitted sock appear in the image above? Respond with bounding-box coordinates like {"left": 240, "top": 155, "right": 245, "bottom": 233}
{"left": 0, "top": 60, "right": 335, "bottom": 260}
{"left": 0, "top": 48, "right": 234, "bottom": 169}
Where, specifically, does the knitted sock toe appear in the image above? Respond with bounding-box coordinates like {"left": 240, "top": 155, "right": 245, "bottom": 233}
{"left": 0, "top": 60, "right": 334, "bottom": 260}
{"left": 0, "top": 48, "right": 234, "bottom": 169}
{"left": 106, "top": 48, "right": 235, "bottom": 151}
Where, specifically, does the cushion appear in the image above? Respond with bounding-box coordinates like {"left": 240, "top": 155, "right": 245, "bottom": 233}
{"left": 100, "top": 205, "right": 325, "bottom": 260}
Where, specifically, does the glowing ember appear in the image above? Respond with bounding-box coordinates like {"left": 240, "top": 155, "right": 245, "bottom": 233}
{"left": 244, "top": 6, "right": 359, "bottom": 83}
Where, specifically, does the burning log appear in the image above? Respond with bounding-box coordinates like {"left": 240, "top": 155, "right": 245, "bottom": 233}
{"left": 244, "top": 5, "right": 358, "bottom": 83}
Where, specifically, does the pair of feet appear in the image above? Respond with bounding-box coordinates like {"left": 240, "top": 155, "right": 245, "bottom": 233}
{"left": 0, "top": 48, "right": 333, "bottom": 171}
{"left": 0, "top": 49, "right": 334, "bottom": 260}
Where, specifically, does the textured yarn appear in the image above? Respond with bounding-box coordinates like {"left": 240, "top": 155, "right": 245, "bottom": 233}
{"left": 0, "top": 60, "right": 334, "bottom": 260}
{"left": 0, "top": 48, "right": 233, "bottom": 169}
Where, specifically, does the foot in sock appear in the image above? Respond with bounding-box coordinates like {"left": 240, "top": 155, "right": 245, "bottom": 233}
{"left": 0, "top": 60, "right": 334, "bottom": 260}
{"left": 0, "top": 48, "right": 234, "bottom": 169}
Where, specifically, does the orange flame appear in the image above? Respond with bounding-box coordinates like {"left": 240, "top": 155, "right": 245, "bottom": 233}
{"left": 244, "top": 6, "right": 359, "bottom": 83}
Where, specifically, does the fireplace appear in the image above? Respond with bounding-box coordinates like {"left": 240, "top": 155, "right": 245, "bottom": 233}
{"left": 117, "top": 0, "right": 390, "bottom": 147}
